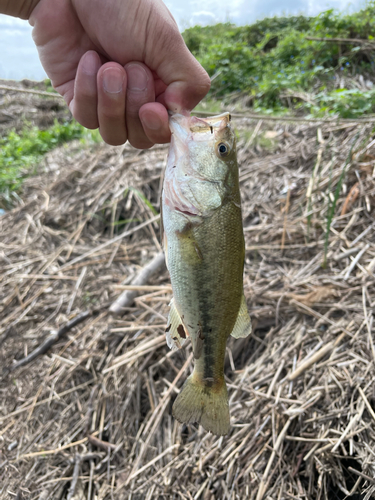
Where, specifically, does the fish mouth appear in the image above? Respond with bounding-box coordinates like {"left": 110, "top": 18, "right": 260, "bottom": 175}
{"left": 169, "top": 112, "right": 231, "bottom": 141}
{"left": 189, "top": 113, "right": 231, "bottom": 134}
{"left": 195, "top": 112, "right": 231, "bottom": 127}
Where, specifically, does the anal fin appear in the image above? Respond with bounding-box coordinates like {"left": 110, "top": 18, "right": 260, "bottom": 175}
{"left": 230, "top": 294, "right": 252, "bottom": 339}
{"left": 166, "top": 298, "right": 188, "bottom": 350}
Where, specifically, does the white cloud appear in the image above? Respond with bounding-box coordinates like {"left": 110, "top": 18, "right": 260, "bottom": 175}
{"left": 0, "top": 14, "right": 45, "bottom": 80}
{"left": 0, "top": 13, "right": 30, "bottom": 29}
{"left": 191, "top": 11, "right": 217, "bottom": 24}
{"left": 191, "top": 10, "right": 216, "bottom": 18}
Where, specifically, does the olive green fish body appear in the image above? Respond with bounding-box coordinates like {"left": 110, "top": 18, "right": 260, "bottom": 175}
{"left": 164, "top": 197, "right": 244, "bottom": 374}
{"left": 162, "top": 112, "right": 251, "bottom": 435}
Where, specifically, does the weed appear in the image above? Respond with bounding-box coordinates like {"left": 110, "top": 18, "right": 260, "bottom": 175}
{"left": 0, "top": 120, "right": 100, "bottom": 208}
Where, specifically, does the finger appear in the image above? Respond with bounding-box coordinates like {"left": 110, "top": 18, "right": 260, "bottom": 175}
{"left": 139, "top": 102, "right": 170, "bottom": 144}
{"left": 162, "top": 53, "right": 210, "bottom": 113}
{"left": 148, "top": 28, "right": 211, "bottom": 113}
{"left": 150, "top": 71, "right": 168, "bottom": 98}
{"left": 97, "top": 63, "right": 127, "bottom": 146}
{"left": 154, "top": 78, "right": 167, "bottom": 99}
{"left": 124, "top": 62, "right": 155, "bottom": 149}
{"left": 69, "top": 50, "right": 101, "bottom": 129}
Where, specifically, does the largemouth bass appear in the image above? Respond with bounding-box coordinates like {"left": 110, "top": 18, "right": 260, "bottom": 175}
{"left": 162, "top": 112, "right": 251, "bottom": 436}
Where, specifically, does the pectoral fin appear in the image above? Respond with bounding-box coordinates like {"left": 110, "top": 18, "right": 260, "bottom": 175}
{"left": 230, "top": 295, "right": 252, "bottom": 339}
{"left": 166, "top": 298, "right": 188, "bottom": 350}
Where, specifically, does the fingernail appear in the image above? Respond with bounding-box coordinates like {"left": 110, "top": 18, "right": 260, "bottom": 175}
{"left": 103, "top": 68, "right": 124, "bottom": 94}
{"left": 142, "top": 111, "right": 161, "bottom": 130}
{"left": 81, "top": 52, "right": 99, "bottom": 75}
{"left": 127, "top": 64, "right": 148, "bottom": 91}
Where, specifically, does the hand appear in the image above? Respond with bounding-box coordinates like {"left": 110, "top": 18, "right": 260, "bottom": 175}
{"left": 29, "top": 0, "right": 211, "bottom": 147}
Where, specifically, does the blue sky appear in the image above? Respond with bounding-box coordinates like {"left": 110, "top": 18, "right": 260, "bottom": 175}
{"left": 0, "top": 0, "right": 364, "bottom": 81}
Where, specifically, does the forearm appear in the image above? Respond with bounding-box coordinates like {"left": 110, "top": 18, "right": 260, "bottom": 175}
{"left": 0, "top": 0, "right": 41, "bottom": 19}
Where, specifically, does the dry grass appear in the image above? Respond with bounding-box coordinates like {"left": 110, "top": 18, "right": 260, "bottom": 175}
{"left": 0, "top": 86, "right": 375, "bottom": 500}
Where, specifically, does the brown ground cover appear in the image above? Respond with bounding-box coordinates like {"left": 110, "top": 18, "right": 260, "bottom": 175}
{"left": 0, "top": 83, "right": 375, "bottom": 499}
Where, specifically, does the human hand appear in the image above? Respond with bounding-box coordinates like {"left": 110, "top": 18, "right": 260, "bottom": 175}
{"left": 29, "top": 0, "right": 210, "bottom": 148}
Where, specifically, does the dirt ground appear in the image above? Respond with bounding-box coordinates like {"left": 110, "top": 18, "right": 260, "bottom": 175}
{"left": 1, "top": 81, "right": 375, "bottom": 500}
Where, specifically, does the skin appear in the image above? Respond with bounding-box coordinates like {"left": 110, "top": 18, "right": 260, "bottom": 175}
{"left": 0, "top": 0, "right": 211, "bottom": 148}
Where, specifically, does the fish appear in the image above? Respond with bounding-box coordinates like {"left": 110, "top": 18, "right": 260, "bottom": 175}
{"left": 161, "top": 111, "right": 252, "bottom": 436}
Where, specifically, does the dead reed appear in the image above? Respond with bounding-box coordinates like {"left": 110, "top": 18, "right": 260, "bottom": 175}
{"left": 0, "top": 86, "right": 375, "bottom": 499}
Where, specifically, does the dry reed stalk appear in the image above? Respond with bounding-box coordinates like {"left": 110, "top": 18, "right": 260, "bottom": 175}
{"left": 0, "top": 85, "right": 375, "bottom": 498}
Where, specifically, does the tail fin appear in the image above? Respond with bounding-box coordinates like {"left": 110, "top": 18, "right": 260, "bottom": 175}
{"left": 172, "top": 374, "right": 230, "bottom": 436}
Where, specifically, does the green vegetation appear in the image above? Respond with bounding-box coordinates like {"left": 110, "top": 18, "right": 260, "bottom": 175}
{"left": 3, "top": 4, "right": 375, "bottom": 207}
{"left": 0, "top": 120, "right": 100, "bottom": 208}
{"left": 183, "top": 3, "right": 375, "bottom": 117}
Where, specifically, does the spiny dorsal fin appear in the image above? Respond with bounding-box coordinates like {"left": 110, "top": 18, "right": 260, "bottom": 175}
{"left": 230, "top": 295, "right": 252, "bottom": 339}
{"left": 165, "top": 298, "right": 188, "bottom": 350}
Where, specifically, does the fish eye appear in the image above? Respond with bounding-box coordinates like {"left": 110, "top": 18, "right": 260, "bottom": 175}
{"left": 217, "top": 142, "right": 230, "bottom": 157}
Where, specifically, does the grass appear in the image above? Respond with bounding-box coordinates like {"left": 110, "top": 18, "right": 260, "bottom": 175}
{"left": 0, "top": 120, "right": 101, "bottom": 209}
{"left": 194, "top": 97, "right": 224, "bottom": 114}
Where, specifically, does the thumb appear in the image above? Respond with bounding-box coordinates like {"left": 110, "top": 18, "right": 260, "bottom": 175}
{"left": 152, "top": 35, "right": 211, "bottom": 113}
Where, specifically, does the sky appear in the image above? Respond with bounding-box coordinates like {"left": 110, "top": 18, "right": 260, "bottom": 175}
{"left": 0, "top": 0, "right": 364, "bottom": 81}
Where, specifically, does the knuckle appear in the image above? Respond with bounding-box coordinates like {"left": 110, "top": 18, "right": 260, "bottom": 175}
{"left": 101, "top": 107, "right": 124, "bottom": 120}
{"left": 200, "top": 72, "right": 211, "bottom": 94}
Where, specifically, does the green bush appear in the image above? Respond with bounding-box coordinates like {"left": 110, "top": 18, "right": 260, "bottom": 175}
{"left": 183, "top": 2, "right": 375, "bottom": 116}
{"left": 314, "top": 88, "right": 375, "bottom": 118}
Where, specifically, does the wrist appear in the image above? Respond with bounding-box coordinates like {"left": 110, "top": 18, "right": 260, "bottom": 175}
{"left": 0, "top": 0, "right": 42, "bottom": 19}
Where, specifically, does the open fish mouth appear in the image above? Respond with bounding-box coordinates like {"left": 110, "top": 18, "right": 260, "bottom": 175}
{"left": 169, "top": 112, "right": 231, "bottom": 142}
{"left": 190, "top": 112, "right": 231, "bottom": 129}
